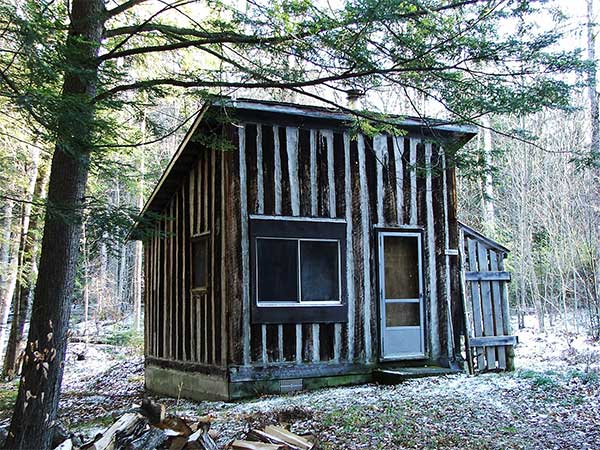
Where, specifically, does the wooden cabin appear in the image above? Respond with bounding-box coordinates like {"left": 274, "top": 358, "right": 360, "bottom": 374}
{"left": 133, "top": 98, "right": 480, "bottom": 401}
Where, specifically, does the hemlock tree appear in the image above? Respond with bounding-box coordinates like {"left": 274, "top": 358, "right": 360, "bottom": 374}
{"left": 0, "top": 0, "right": 585, "bottom": 448}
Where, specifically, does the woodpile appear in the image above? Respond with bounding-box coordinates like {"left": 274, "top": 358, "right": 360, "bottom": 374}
{"left": 229, "top": 424, "right": 315, "bottom": 450}
{"left": 52, "top": 400, "right": 316, "bottom": 450}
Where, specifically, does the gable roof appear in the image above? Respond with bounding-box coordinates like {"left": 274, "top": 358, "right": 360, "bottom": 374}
{"left": 131, "top": 97, "right": 478, "bottom": 239}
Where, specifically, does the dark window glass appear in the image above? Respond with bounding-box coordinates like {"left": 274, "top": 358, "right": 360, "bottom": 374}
{"left": 386, "top": 302, "right": 420, "bottom": 327}
{"left": 300, "top": 241, "right": 339, "bottom": 302}
{"left": 192, "top": 236, "right": 208, "bottom": 289}
{"left": 257, "top": 239, "right": 298, "bottom": 302}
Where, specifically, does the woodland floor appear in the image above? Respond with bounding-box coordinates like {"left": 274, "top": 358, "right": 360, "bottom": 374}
{"left": 1, "top": 318, "right": 599, "bottom": 449}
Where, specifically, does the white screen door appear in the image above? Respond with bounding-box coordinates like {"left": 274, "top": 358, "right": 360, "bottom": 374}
{"left": 379, "top": 231, "right": 425, "bottom": 359}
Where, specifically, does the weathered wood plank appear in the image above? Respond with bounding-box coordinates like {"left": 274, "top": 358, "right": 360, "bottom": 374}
{"left": 465, "top": 271, "right": 511, "bottom": 282}
{"left": 467, "top": 238, "right": 485, "bottom": 370}
{"left": 441, "top": 147, "right": 453, "bottom": 359}
{"left": 425, "top": 142, "right": 440, "bottom": 360}
{"left": 220, "top": 150, "right": 228, "bottom": 366}
{"left": 374, "top": 134, "right": 386, "bottom": 225}
{"left": 489, "top": 251, "right": 507, "bottom": 369}
{"left": 477, "top": 241, "right": 496, "bottom": 369}
{"left": 469, "top": 335, "right": 517, "bottom": 347}
{"left": 239, "top": 125, "right": 251, "bottom": 366}
{"left": 344, "top": 132, "right": 355, "bottom": 362}
{"left": 409, "top": 138, "right": 418, "bottom": 225}
{"left": 393, "top": 136, "right": 404, "bottom": 225}
{"left": 273, "top": 125, "right": 282, "bottom": 214}
{"left": 183, "top": 184, "right": 189, "bottom": 362}
{"left": 357, "top": 134, "right": 372, "bottom": 362}
{"left": 278, "top": 126, "right": 292, "bottom": 217}
{"left": 287, "top": 126, "right": 300, "bottom": 216}
{"left": 498, "top": 255, "right": 515, "bottom": 370}
{"left": 256, "top": 124, "right": 265, "bottom": 214}
{"left": 309, "top": 130, "right": 317, "bottom": 216}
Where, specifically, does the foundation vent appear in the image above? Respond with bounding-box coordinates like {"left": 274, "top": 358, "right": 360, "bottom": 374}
{"left": 279, "top": 378, "right": 303, "bottom": 393}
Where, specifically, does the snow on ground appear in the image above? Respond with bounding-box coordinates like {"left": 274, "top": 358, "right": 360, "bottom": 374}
{"left": 47, "top": 315, "right": 600, "bottom": 449}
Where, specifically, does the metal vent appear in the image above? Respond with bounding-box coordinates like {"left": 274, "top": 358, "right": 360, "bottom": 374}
{"left": 279, "top": 378, "right": 303, "bottom": 393}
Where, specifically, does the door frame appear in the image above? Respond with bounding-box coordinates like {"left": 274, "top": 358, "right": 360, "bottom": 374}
{"left": 377, "top": 229, "right": 426, "bottom": 361}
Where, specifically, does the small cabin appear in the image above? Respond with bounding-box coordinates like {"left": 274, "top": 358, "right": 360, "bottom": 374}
{"left": 133, "top": 98, "right": 480, "bottom": 401}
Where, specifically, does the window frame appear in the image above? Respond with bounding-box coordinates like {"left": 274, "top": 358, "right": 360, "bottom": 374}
{"left": 191, "top": 232, "right": 210, "bottom": 293}
{"left": 250, "top": 216, "right": 347, "bottom": 324}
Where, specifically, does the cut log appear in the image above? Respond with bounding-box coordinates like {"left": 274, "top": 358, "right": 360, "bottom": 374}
{"left": 230, "top": 441, "right": 286, "bottom": 450}
{"left": 246, "top": 430, "right": 295, "bottom": 448}
{"left": 263, "top": 426, "right": 313, "bottom": 450}
{"left": 187, "top": 429, "right": 218, "bottom": 450}
{"left": 92, "top": 413, "right": 143, "bottom": 450}
{"left": 53, "top": 438, "right": 73, "bottom": 450}
{"left": 126, "top": 427, "right": 168, "bottom": 450}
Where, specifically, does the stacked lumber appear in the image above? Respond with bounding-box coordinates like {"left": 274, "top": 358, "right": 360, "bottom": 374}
{"left": 53, "top": 399, "right": 217, "bottom": 450}
{"left": 229, "top": 425, "right": 314, "bottom": 450}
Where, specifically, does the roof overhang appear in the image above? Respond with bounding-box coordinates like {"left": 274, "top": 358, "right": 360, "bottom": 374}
{"left": 130, "top": 97, "right": 478, "bottom": 240}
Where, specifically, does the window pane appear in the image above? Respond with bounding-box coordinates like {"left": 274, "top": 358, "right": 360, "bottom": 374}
{"left": 257, "top": 239, "right": 298, "bottom": 302}
{"left": 192, "top": 237, "right": 208, "bottom": 289}
{"left": 384, "top": 236, "right": 419, "bottom": 299}
{"left": 300, "top": 241, "right": 339, "bottom": 302}
{"left": 386, "top": 302, "right": 420, "bottom": 327}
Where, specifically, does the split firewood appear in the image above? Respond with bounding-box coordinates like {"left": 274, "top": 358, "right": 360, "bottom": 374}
{"left": 230, "top": 440, "right": 287, "bottom": 450}
{"left": 92, "top": 413, "right": 144, "bottom": 450}
{"left": 263, "top": 426, "right": 313, "bottom": 450}
{"left": 126, "top": 427, "right": 168, "bottom": 450}
{"left": 53, "top": 438, "right": 73, "bottom": 450}
{"left": 187, "top": 427, "right": 218, "bottom": 450}
{"left": 140, "top": 398, "right": 166, "bottom": 425}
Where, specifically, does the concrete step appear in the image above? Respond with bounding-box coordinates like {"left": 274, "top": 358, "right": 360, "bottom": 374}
{"left": 373, "top": 366, "right": 462, "bottom": 384}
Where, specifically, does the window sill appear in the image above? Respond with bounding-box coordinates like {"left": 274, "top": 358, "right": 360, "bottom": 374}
{"left": 251, "top": 303, "right": 347, "bottom": 324}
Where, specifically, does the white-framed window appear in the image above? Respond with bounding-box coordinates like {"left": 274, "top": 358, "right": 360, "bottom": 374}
{"left": 256, "top": 237, "right": 341, "bottom": 306}
{"left": 249, "top": 215, "right": 347, "bottom": 324}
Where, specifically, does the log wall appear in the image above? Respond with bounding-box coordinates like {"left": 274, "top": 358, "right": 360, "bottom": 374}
{"left": 143, "top": 115, "right": 460, "bottom": 372}
{"left": 232, "top": 122, "right": 457, "bottom": 368}
{"left": 144, "top": 137, "right": 227, "bottom": 369}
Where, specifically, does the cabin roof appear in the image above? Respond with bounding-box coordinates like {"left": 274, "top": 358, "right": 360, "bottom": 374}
{"left": 131, "top": 97, "right": 478, "bottom": 238}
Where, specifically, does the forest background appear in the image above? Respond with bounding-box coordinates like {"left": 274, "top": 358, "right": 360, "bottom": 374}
{"left": 0, "top": 0, "right": 598, "bottom": 448}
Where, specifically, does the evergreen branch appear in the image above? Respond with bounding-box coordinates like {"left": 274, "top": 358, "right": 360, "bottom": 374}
{"left": 105, "top": 0, "right": 148, "bottom": 18}
{"left": 101, "top": 0, "right": 197, "bottom": 62}
{"left": 0, "top": 71, "right": 48, "bottom": 128}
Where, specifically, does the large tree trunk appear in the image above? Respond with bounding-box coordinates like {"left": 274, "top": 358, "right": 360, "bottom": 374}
{"left": 3, "top": 1, "right": 105, "bottom": 448}
{"left": 2, "top": 161, "right": 49, "bottom": 377}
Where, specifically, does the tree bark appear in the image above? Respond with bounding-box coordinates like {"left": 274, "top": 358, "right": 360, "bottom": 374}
{"left": 2, "top": 161, "right": 49, "bottom": 377}
{"left": 3, "top": 1, "right": 105, "bottom": 448}
{"left": 0, "top": 199, "right": 16, "bottom": 348}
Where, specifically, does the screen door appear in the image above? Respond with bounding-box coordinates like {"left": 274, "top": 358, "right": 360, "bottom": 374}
{"left": 379, "top": 231, "right": 425, "bottom": 359}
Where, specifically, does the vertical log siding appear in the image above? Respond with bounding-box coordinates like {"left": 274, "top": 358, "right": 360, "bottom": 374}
{"left": 144, "top": 139, "right": 226, "bottom": 368}
{"left": 143, "top": 117, "right": 459, "bottom": 374}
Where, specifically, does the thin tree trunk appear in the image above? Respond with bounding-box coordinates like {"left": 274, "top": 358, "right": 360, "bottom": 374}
{"left": 133, "top": 119, "right": 145, "bottom": 332}
{"left": 82, "top": 223, "right": 89, "bottom": 337}
{"left": 4, "top": 1, "right": 104, "bottom": 448}
{"left": 0, "top": 200, "right": 15, "bottom": 349}
{"left": 481, "top": 116, "right": 495, "bottom": 233}
{"left": 2, "top": 161, "right": 49, "bottom": 377}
